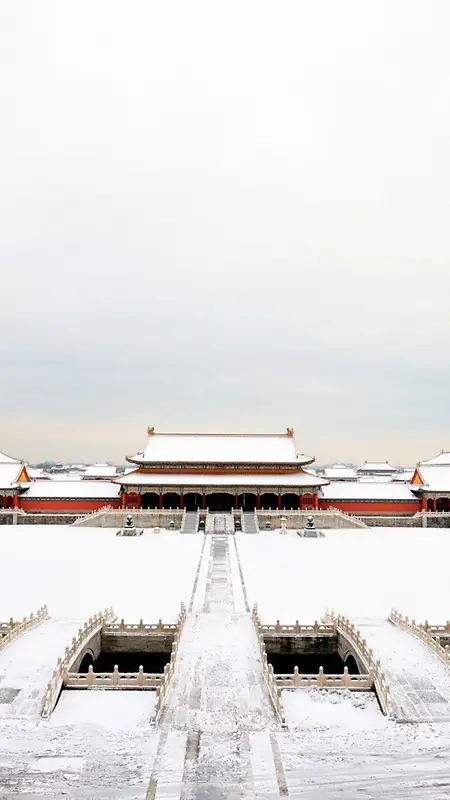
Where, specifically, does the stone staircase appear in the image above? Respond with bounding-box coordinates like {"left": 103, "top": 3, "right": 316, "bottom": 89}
{"left": 242, "top": 511, "right": 259, "bottom": 534}
{"left": 182, "top": 510, "right": 199, "bottom": 534}
{"left": 205, "top": 513, "right": 235, "bottom": 535}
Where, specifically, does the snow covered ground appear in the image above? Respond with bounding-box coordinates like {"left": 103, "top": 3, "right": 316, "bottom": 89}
{"left": 237, "top": 528, "right": 450, "bottom": 622}
{"left": 1, "top": 525, "right": 450, "bottom": 797}
{"left": 0, "top": 527, "right": 203, "bottom": 621}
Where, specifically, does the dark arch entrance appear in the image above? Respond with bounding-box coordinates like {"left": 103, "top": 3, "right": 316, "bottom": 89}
{"left": 282, "top": 493, "right": 299, "bottom": 510}
{"left": 79, "top": 651, "right": 95, "bottom": 672}
{"left": 427, "top": 498, "right": 435, "bottom": 512}
{"left": 207, "top": 493, "right": 234, "bottom": 512}
{"left": 163, "top": 492, "right": 180, "bottom": 509}
{"left": 238, "top": 493, "right": 257, "bottom": 512}
{"left": 260, "top": 493, "right": 278, "bottom": 510}
{"left": 344, "top": 654, "right": 359, "bottom": 674}
{"left": 436, "top": 497, "right": 450, "bottom": 512}
{"left": 141, "top": 492, "right": 159, "bottom": 509}
{"left": 184, "top": 492, "right": 202, "bottom": 511}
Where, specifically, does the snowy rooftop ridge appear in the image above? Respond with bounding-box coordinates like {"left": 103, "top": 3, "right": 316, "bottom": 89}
{"left": 0, "top": 450, "right": 22, "bottom": 465}
{"left": 358, "top": 461, "right": 397, "bottom": 473}
{"left": 419, "top": 451, "right": 450, "bottom": 466}
{"left": 128, "top": 428, "right": 314, "bottom": 466}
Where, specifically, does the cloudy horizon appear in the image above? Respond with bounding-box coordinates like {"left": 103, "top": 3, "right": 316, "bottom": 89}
{"left": 1, "top": 1, "right": 450, "bottom": 466}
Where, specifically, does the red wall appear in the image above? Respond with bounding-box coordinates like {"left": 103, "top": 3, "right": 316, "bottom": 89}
{"left": 319, "top": 499, "right": 421, "bottom": 516}
{"left": 19, "top": 499, "right": 121, "bottom": 513}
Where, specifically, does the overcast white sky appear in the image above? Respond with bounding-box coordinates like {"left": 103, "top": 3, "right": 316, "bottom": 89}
{"left": 1, "top": 1, "right": 450, "bottom": 465}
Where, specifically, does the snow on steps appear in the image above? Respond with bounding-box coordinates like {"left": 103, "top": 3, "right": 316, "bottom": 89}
{"left": 42, "top": 607, "right": 115, "bottom": 718}
{"left": 324, "top": 611, "right": 392, "bottom": 716}
{"left": 390, "top": 608, "right": 450, "bottom": 670}
{"left": 352, "top": 615, "right": 450, "bottom": 722}
{"left": 0, "top": 617, "right": 88, "bottom": 718}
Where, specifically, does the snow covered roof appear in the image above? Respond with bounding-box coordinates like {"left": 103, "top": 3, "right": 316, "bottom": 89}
{"left": 320, "top": 482, "right": 416, "bottom": 501}
{"left": 358, "top": 461, "right": 397, "bottom": 473}
{"left": 83, "top": 464, "right": 118, "bottom": 478}
{"left": 0, "top": 463, "right": 28, "bottom": 490}
{"left": 412, "top": 466, "right": 450, "bottom": 493}
{"left": 392, "top": 469, "right": 415, "bottom": 482}
{"left": 117, "top": 469, "right": 328, "bottom": 488}
{"left": 419, "top": 451, "right": 450, "bottom": 466}
{"left": 323, "top": 465, "right": 357, "bottom": 480}
{"left": 23, "top": 481, "right": 121, "bottom": 499}
{"left": 128, "top": 429, "right": 313, "bottom": 466}
{"left": 26, "top": 467, "right": 50, "bottom": 480}
{"left": 0, "top": 450, "right": 22, "bottom": 465}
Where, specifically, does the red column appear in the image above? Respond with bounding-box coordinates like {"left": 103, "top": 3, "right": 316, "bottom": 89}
{"left": 135, "top": 493, "right": 142, "bottom": 510}
{"left": 158, "top": 493, "right": 163, "bottom": 509}
{"left": 12, "top": 494, "right": 18, "bottom": 509}
{"left": 313, "top": 493, "right": 319, "bottom": 510}
{"left": 256, "top": 494, "right": 261, "bottom": 510}
{"left": 299, "top": 494, "right": 303, "bottom": 510}
{"left": 421, "top": 497, "right": 427, "bottom": 512}
{"left": 121, "top": 492, "right": 128, "bottom": 509}
{"left": 180, "top": 493, "right": 184, "bottom": 510}
{"left": 277, "top": 494, "right": 281, "bottom": 510}
{"left": 202, "top": 493, "right": 206, "bottom": 510}
{"left": 234, "top": 493, "right": 239, "bottom": 509}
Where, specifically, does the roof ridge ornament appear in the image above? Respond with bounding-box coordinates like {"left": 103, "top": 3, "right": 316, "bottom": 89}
{"left": 147, "top": 427, "right": 155, "bottom": 436}
{"left": 286, "top": 427, "right": 294, "bottom": 438}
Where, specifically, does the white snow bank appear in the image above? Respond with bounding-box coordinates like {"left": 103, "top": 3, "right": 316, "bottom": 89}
{"left": 237, "top": 528, "right": 450, "bottom": 623}
{"left": 50, "top": 690, "right": 156, "bottom": 729}
{"left": 0, "top": 527, "right": 203, "bottom": 622}
{"left": 283, "top": 688, "right": 387, "bottom": 731}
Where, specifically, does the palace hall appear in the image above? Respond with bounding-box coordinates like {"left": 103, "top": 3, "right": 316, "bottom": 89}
{"left": 114, "top": 428, "right": 328, "bottom": 511}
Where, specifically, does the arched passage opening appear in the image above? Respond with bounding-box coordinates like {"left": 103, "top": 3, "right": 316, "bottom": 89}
{"left": 3, "top": 496, "right": 13, "bottom": 509}
{"left": 260, "top": 493, "right": 278, "bottom": 510}
{"left": 436, "top": 497, "right": 450, "bottom": 512}
{"left": 427, "top": 497, "right": 435, "bottom": 512}
{"left": 238, "top": 493, "right": 257, "bottom": 512}
{"left": 79, "top": 651, "right": 95, "bottom": 672}
{"left": 141, "top": 492, "right": 159, "bottom": 509}
{"left": 207, "top": 493, "right": 234, "bottom": 512}
{"left": 282, "top": 493, "right": 299, "bottom": 510}
{"left": 184, "top": 492, "right": 202, "bottom": 511}
{"left": 344, "top": 654, "right": 359, "bottom": 674}
{"left": 163, "top": 492, "right": 180, "bottom": 509}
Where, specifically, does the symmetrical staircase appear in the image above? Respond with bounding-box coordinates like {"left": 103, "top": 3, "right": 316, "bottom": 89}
{"left": 242, "top": 511, "right": 259, "bottom": 534}
{"left": 182, "top": 510, "right": 198, "bottom": 534}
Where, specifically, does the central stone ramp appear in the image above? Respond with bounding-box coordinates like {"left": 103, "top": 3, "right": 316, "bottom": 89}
{"left": 355, "top": 617, "right": 450, "bottom": 722}
{"left": 147, "top": 535, "right": 280, "bottom": 798}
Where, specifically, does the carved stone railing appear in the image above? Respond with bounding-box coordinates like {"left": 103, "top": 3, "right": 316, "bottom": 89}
{"left": 390, "top": 609, "right": 450, "bottom": 669}
{"left": 151, "top": 603, "right": 186, "bottom": 725}
{"left": 0, "top": 605, "right": 48, "bottom": 652}
{"left": 42, "top": 606, "right": 115, "bottom": 718}
{"left": 104, "top": 620, "right": 179, "bottom": 635}
{"left": 64, "top": 665, "right": 163, "bottom": 689}
{"left": 275, "top": 666, "right": 373, "bottom": 690}
{"left": 324, "top": 610, "right": 392, "bottom": 716}
{"left": 252, "top": 605, "right": 286, "bottom": 726}
{"left": 252, "top": 606, "right": 335, "bottom": 637}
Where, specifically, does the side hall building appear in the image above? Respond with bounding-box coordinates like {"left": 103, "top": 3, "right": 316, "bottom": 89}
{"left": 115, "top": 428, "right": 328, "bottom": 511}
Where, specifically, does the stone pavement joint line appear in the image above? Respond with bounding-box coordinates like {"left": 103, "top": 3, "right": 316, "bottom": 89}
{"left": 147, "top": 535, "right": 286, "bottom": 798}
